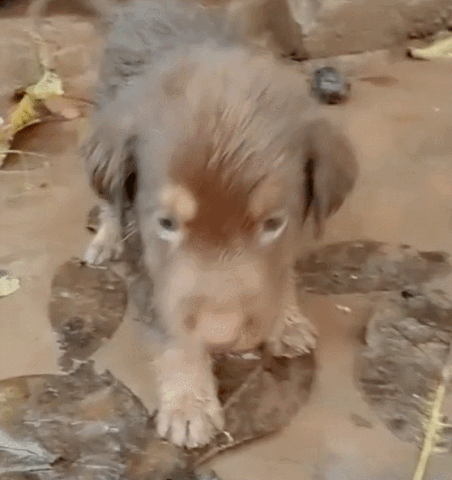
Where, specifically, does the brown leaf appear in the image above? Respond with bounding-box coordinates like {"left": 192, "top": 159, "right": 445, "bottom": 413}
{"left": 48, "top": 258, "right": 128, "bottom": 372}
{"left": 356, "top": 289, "right": 452, "bottom": 452}
{"left": 296, "top": 240, "right": 451, "bottom": 295}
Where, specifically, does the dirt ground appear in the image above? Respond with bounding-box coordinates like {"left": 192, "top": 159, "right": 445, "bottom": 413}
{"left": 2, "top": 9, "right": 452, "bottom": 480}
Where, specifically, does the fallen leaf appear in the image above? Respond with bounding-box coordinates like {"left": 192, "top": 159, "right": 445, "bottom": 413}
{"left": 296, "top": 240, "right": 451, "bottom": 295}
{"left": 408, "top": 34, "right": 452, "bottom": 60}
{"left": 357, "top": 290, "right": 452, "bottom": 454}
{"left": 48, "top": 258, "right": 128, "bottom": 371}
{"left": 0, "top": 70, "right": 64, "bottom": 168}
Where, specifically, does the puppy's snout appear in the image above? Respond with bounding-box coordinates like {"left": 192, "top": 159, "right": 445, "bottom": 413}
{"left": 175, "top": 259, "right": 271, "bottom": 351}
{"left": 196, "top": 309, "right": 243, "bottom": 348}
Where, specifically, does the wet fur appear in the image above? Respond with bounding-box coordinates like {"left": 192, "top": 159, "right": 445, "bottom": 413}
{"left": 81, "top": 0, "right": 358, "bottom": 448}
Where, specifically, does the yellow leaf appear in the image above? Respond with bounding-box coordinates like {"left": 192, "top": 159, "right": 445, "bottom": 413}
{"left": 408, "top": 35, "right": 452, "bottom": 60}
{"left": 10, "top": 95, "right": 37, "bottom": 135}
{"left": 0, "top": 70, "right": 64, "bottom": 168}
{"left": 26, "top": 70, "right": 64, "bottom": 100}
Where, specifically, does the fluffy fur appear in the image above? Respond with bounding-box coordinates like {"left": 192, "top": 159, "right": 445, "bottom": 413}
{"left": 82, "top": 0, "right": 358, "bottom": 448}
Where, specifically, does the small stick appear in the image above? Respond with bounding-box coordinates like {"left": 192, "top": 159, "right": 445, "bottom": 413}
{"left": 0, "top": 150, "right": 48, "bottom": 158}
{"left": 412, "top": 344, "right": 452, "bottom": 480}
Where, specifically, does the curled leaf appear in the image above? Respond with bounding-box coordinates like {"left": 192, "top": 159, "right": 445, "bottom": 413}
{"left": 0, "top": 70, "right": 64, "bottom": 168}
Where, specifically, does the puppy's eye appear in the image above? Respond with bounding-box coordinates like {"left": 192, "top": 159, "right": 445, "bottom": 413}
{"left": 154, "top": 213, "right": 181, "bottom": 243}
{"left": 259, "top": 214, "right": 288, "bottom": 244}
{"left": 263, "top": 217, "right": 284, "bottom": 233}
{"left": 159, "top": 217, "right": 177, "bottom": 231}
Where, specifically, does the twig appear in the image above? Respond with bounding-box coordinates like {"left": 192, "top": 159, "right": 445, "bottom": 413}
{"left": 412, "top": 343, "right": 452, "bottom": 480}
{"left": 0, "top": 150, "right": 48, "bottom": 158}
{"left": 0, "top": 465, "right": 53, "bottom": 474}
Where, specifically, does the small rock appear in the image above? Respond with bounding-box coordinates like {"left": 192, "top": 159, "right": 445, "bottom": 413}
{"left": 311, "top": 66, "right": 350, "bottom": 105}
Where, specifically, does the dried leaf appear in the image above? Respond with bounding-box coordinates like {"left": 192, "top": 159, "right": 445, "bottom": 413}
{"left": 0, "top": 363, "right": 159, "bottom": 479}
{"left": 408, "top": 34, "right": 452, "bottom": 60}
{"left": 357, "top": 290, "right": 452, "bottom": 454}
{"left": 0, "top": 428, "right": 57, "bottom": 474}
{"left": 411, "top": 345, "right": 452, "bottom": 480}
{"left": 296, "top": 240, "right": 451, "bottom": 295}
{"left": 9, "top": 94, "right": 38, "bottom": 136}
{"left": 0, "top": 70, "right": 64, "bottom": 168}
{"left": 48, "top": 258, "right": 128, "bottom": 372}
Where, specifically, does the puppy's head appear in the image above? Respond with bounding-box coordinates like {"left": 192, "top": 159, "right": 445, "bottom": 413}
{"left": 85, "top": 49, "right": 358, "bottom": 353}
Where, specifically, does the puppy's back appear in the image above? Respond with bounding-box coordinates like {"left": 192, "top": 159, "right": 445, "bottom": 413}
{"left": 96, "top": 0, "right": 240, "bottom": 107}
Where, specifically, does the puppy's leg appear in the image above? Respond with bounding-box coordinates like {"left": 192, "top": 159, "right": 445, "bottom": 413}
{"left": 266, "top": 269, "right": 317, "bottom": 358}
{"left": 154, "top": 342, "right": 224, "bottom": 448}
{"left": 84, "top": 198, "right": 124, "bottom": 265}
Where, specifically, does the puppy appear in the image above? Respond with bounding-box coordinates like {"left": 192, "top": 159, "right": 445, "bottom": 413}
{"left": 82, "top": 0, "right": 358, "bottom": 448}
{"left": 82, "top": 0, "right": 307, "bottom": 265}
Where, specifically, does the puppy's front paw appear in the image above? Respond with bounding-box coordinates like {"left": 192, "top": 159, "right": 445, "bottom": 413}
{"left": 84, "top": 226, "right": 123, "bottom": 265}
{"left": 156, "top": 370, "right": 224, "bottom": 448}
{"left": 267, "top": 304, "right": 318, "bottom": 358}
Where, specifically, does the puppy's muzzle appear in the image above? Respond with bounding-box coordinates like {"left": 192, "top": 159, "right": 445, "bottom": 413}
{"left": 194, "top": 308, "right": 243, "bottom": 349}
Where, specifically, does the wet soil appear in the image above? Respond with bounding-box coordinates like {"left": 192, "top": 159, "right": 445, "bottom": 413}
{"left": 2, "top": 0, "right": 452, "bottom": 59}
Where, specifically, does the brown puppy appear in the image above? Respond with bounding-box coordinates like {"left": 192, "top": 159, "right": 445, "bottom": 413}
{"left": 82, "top": 0, "right": 358, "bottom": 448}
{"left": 80, "top": 0, "right": 307, "bottom": 265}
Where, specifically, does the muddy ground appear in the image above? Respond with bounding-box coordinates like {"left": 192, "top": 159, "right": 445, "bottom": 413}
{"left": 2, "top": 0, "right": 452, "bottom": 58}
{"left": 2, "top": 7, "right": 452, "bottom": 480}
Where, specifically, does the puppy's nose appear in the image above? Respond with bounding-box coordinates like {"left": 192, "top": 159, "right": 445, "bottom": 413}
{"left": 196, "top": 309, "right": 243, "bottom": 347}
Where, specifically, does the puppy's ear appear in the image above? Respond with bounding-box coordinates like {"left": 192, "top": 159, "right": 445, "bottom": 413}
{"left": 301, "top": 119, "right": 358, "bottom": 239}
{"left": 81, "top": 108, "right": 137, "bottom": 203}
